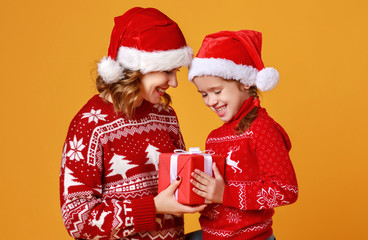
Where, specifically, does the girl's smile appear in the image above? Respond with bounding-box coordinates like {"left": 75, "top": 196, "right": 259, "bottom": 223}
{"left": 214, "top": 105, "right": 227, "bottom": 117}
{"left": 193, "top": 75, "right": 250, "bottom": 122}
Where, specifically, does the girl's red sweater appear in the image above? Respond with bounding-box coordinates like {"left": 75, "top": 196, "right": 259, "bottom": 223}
{"left": 201, "top": 97, "right": 298, "bottom": 240}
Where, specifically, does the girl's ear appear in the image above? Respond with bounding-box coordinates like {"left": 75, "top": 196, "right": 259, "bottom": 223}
{"left": 242, "top": 84, "right": 251, "bottom": 90}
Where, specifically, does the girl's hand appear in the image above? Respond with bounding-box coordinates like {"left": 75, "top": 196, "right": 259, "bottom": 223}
{"left": 154, "top": 177, "right": 207, "bottom": 216}
{"left": 190, "top": 163, "right": 225, "bottom": 204}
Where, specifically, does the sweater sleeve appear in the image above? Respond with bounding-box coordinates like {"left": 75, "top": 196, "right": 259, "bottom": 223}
{"left": 59, "top": 116, "right": 156, "bottom": 240}
{"left": 222, "top": 119, "right": 298, "bottom": 210}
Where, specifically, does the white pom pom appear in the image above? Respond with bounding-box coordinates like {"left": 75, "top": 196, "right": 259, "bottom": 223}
{"left": 97, "top": 56, "right": 124, "bottom": 84}
{"left": 256, "top": 67, "right": 279, "bottom": 91}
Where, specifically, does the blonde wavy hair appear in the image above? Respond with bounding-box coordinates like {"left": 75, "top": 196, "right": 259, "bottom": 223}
{"left": 96, "top": 70, "right": 172, "bottom": 119}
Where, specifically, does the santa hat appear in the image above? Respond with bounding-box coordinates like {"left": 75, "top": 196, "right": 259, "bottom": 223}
{"left": 98, "top": 7, "right": 193, "bottom": 84}
{"left": 188, "top": 30, "right": 279, "bottom": 91}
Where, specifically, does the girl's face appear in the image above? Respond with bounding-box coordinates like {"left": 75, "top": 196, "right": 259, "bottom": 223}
{"left": 137, "top": 69, "right": 179, "bottom": 105}
{"left": 193, "top": 76, "right": 250, "bottom": 122}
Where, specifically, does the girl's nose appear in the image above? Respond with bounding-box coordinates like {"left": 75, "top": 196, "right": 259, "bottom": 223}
{"left": 206, "top": 94, "right": 218, "bottom": 107}
{"left": 168, "top": 73, "right": 178, "bottom": 88}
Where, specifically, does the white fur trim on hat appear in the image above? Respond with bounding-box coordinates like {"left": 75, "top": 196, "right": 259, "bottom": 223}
{"left": 256, "top": 67, "right": 279, "bottom": 91}
{"left": 189, "top": 58, "right": 279, "bottom": 91}
{"left": 117, "top": 46, "right": 193, "bottom": 74}
{"left": 97, "top": 57, "right": 125, "bottom": 84}
{"left": 188, "top": 57, "right": 258, "bottom": 86}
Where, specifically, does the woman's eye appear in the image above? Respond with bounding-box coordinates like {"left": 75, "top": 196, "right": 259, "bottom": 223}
{"left": 215, "top": 90, "right": 221, "bottom": 94}
{"left": 164, "top": 69, "right": 179, "bottom": 74}
{"left": 201, "top": 93, "right": 207, "bottom": 98}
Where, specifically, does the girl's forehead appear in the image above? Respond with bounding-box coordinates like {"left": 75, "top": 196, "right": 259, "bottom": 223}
{"left": 193, "top": 75, "right": 233, "bottom": 90}
{"left": 194, "top": 75, "right": 224, "bottom": 85}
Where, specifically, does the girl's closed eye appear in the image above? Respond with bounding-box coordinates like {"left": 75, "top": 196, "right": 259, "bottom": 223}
{"left": 201, "top": 92, "right": 208, "bottom": 98}
{"left": 215, "top": 90, "right": 222, "bottom": 94}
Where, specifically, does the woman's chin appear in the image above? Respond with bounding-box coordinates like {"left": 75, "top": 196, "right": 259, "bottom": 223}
{"left": 147, "top": 97, "right": 161, "bottom": 105}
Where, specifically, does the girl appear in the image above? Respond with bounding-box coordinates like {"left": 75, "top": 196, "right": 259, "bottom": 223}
{"left": 59, "top": 7, "right": 205, "bottom": 240}
{"left": 188, "top": 30, "right": 298, "bottom": 240}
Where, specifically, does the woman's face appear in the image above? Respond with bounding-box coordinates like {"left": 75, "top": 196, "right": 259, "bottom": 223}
{"left": 193, "top": 75, "right": 250, "bottom": 122}
{"left": 137, "top": 69, "right": 179, "bottom": 105}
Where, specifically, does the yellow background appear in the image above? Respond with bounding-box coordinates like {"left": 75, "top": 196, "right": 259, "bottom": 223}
{"left": 1, "top": 0, "right": 367, "bottom": 239}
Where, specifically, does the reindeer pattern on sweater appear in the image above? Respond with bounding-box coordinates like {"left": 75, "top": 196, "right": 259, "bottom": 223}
{"left": 200, "top": 103, "right": 298, "bottom": 240}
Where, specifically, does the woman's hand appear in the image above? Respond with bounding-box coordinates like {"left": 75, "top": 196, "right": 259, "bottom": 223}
{"left": 190, "top": 163, "right": 225, "bottom": 204}
{"left": 154, "top": 177, "right": 207, "bottom": 216}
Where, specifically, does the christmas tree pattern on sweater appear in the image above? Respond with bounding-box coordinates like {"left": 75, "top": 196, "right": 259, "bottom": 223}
{"left": 60, "top": 95, "right": 185, "bottom": 240}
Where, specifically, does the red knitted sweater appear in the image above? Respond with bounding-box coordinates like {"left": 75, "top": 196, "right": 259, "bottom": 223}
{"left": 200, "top": 97, "right": 298, "bottom": 240}
{"left": 60, "top": 95, "right": 185, "bottom": 240}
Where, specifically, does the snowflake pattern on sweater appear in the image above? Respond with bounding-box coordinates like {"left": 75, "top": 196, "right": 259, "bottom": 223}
{"left": 60, "top": 95, "right": 185, "bottom": 240}
{"left": 200, "top": 99, "right": 298, "bottom": 240}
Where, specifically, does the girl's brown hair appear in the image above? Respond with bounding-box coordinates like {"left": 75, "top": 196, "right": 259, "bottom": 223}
{"left": 96, "top": 70, "right": 172, "bottom": 119}
{"left": 235, "top": 86, "right": 260, "bottom": 134}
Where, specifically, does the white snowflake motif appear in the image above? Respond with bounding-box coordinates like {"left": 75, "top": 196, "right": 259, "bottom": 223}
{"left": 81, "top": 109, "right": 107, "bottom": 123}
{"left": 226, "top": 211, "right": 242, "bottom": 224}
{"left": 66, "top": 135, "right": 86, "bottom": 161}
{"left": 153, "top": 104, "right": 170, "bottom": 112}
{"left": 204, "top": 204, "right": 220, "bottom": 220}
{"left": 256, "top": 187, "right": 289, "bottom": 209}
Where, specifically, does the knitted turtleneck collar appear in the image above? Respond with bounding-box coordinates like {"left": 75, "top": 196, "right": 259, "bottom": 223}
{"left": 228, "top": 96, "right": 260, "bottom": 125}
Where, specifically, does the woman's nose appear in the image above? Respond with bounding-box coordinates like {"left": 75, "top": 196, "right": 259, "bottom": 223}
{"left": 168, "top": 73, "right": 178, "bottom": 88}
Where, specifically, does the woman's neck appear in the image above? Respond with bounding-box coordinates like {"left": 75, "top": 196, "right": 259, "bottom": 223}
{"left": 100, "top": 93, "right": 113, "bottom": 103}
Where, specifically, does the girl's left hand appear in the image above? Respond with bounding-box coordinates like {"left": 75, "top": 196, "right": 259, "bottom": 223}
{"left": 190, "top": 162, "right": 225, "bottom": 204}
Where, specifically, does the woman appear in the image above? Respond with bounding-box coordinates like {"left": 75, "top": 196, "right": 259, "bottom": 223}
{"left": 60, "top": 7, "right": 205, "bottom": 240}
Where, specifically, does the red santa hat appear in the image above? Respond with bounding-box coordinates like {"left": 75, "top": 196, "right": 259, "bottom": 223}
{"left": 98, "top": 7, "right": 193, "bottom": 84}
{"left": 188, "top": 30, "right": 279, "bottom": 91}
